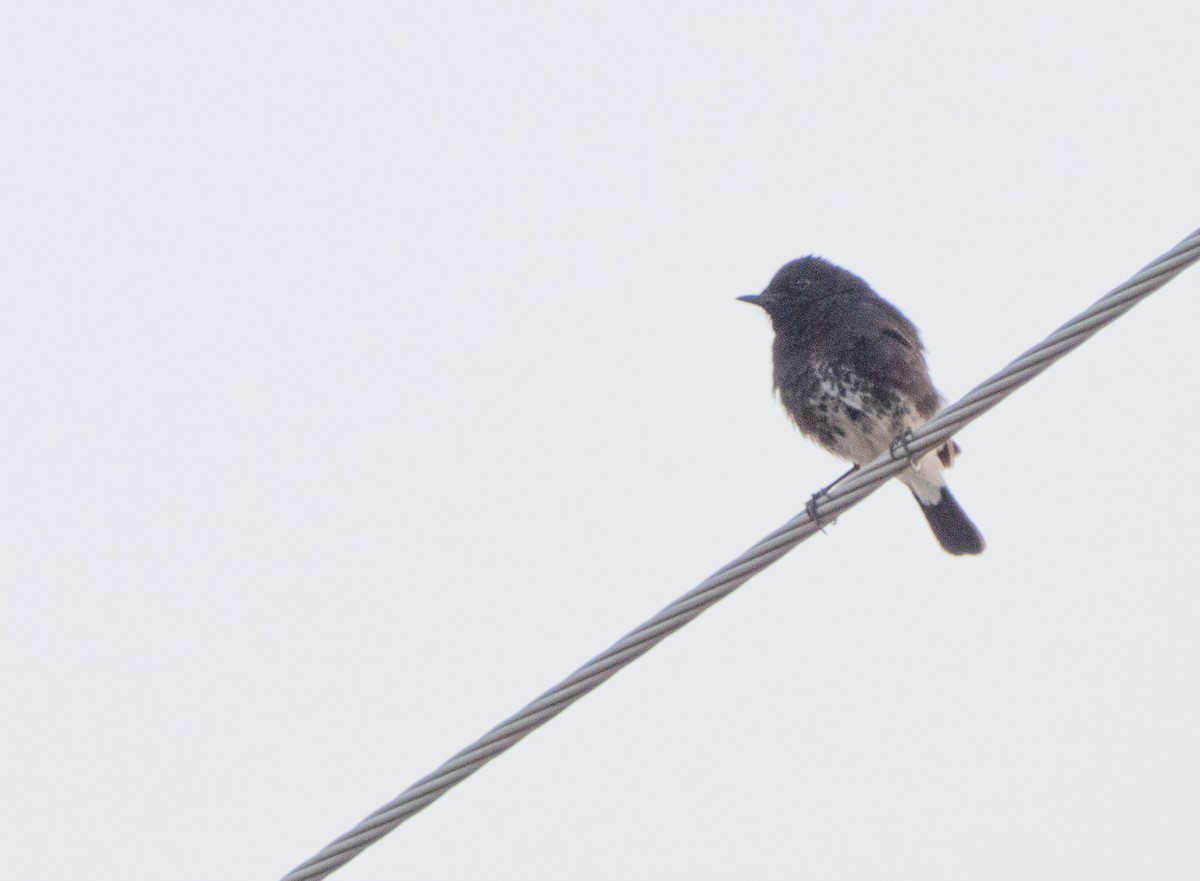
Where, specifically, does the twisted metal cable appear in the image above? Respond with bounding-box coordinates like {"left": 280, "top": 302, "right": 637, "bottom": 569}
{"left": 281, "top": 228, "right": 1200, "bottom": 881}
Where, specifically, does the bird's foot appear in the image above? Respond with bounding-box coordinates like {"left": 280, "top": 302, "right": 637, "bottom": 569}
{"left": 805, "top": 464, "right": 860, "bottom": 532}
{"left": 806, "top": 489, "right": 833, "bottom": 532}
{"left": 890, "top": 429, "right": 922, "bottom": 470}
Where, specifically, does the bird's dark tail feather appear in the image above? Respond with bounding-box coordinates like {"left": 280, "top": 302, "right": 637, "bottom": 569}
{"left": 913, "top": 487, "right": 985, "bottom": 556}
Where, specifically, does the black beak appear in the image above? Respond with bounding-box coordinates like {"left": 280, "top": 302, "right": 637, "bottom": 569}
{"left": 737, "top": 293, "right": 763, "bottom": 305}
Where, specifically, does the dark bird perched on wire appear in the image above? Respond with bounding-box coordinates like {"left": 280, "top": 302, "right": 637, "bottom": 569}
{"left": 740, "top": 256, "right": 985, "bottom": 556}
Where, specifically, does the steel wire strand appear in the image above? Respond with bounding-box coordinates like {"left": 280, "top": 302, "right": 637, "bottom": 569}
{"left": 280, "top": 227, "right": 1200, "bottom": 881}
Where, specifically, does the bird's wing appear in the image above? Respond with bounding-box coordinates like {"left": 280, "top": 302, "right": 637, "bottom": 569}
{"left": 853, "top": 299, "right": 942, "bottom": 418}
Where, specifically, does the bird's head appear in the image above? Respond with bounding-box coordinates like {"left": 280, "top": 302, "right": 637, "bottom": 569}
{"left": 738, "top": 255, "right": 864, "bottom": 319}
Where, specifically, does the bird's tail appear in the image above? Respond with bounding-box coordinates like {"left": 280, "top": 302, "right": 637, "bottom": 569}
{"left": 912, "top": 487, "right": 985, "bottom": 556}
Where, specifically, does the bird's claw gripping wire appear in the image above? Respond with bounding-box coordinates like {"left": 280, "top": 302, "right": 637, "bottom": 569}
{"left": 890, "top": 429, "right": 923, "bottom": 470}
{"left": 805, "top": 463, "right": 862, "bottom": 532}
{"left": 806, "top": 488, "right": 834, "bottom": 532}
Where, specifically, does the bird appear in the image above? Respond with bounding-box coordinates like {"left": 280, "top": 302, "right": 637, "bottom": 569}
{"left": 739, "top": 256, "right": 984, "bottom": 555}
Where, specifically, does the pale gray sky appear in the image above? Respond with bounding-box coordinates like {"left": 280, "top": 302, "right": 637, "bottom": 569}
{"left": 3, "top": 3, "right": 1199, "bottom": 879}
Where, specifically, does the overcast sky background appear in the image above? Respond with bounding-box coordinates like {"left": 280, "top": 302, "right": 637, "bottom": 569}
{"left": 3, "top": 3, "right": 1199, "bottom": 879}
